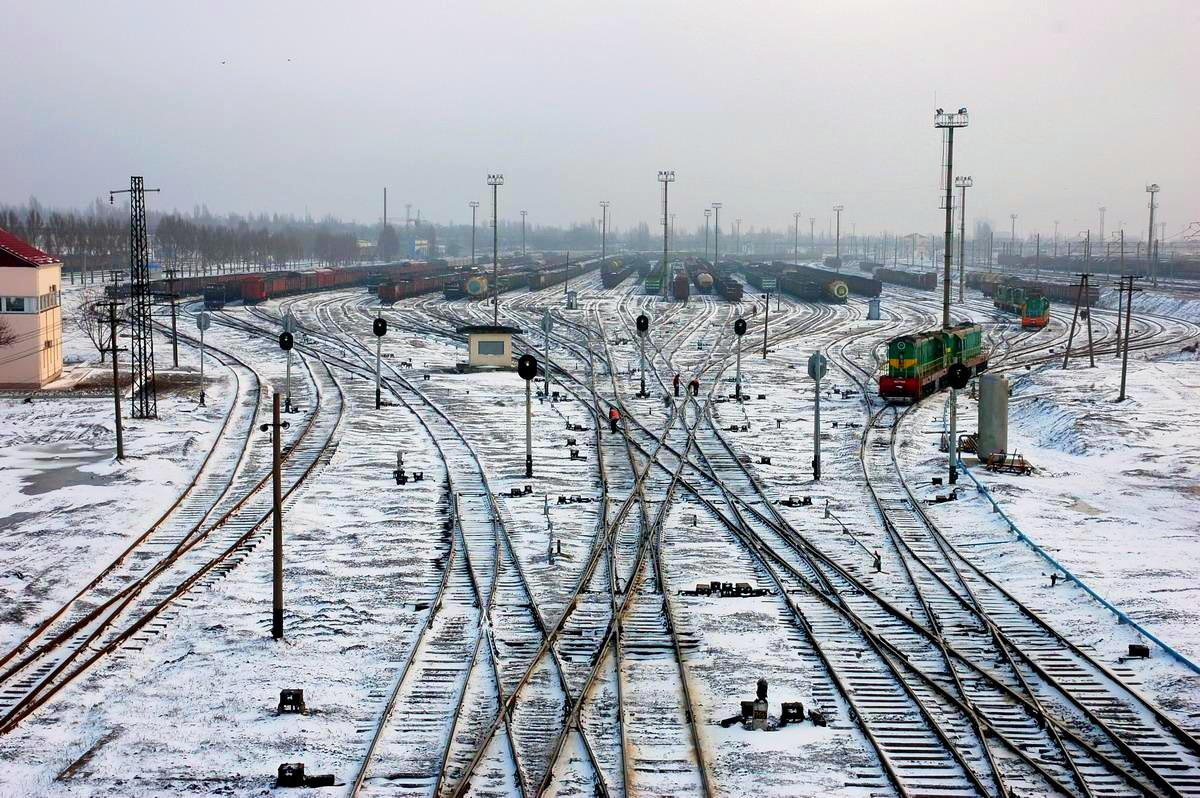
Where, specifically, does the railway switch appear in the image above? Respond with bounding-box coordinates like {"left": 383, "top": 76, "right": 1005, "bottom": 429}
{"left": 278, "top": 689, "right": 306, "bottom": 714}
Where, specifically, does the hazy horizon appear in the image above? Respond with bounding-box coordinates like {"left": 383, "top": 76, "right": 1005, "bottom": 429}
{"left": 5, "top": 0, "right": 1197, "bottom": 243}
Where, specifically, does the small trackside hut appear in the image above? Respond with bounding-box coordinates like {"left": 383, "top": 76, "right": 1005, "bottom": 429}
{"left": 457, "top": 324, "right": 522, "bottom": 369}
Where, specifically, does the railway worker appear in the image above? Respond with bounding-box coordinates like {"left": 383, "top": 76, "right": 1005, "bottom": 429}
{"left": 689, "top": 377, "right": 700, "bottom": 396}
{"left": 673, "top": 373, "right": 681, "bottom": 397}
{"left": 1050, "top": 572, "right": 1059, "bottom": 587}
{"left": 609, "top": 406, "right": 621, "bottom": 433}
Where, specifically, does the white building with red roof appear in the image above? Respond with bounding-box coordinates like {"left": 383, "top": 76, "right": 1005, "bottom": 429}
{"left": 0, "top": 227, "right": 63, "bottom": 387}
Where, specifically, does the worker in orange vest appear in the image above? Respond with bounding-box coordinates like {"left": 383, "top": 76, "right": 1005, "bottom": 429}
{"left": 609, "top": 406, "right": 620, "bottom": 433}
{"left": 673, "top": 373, "right": 681, "bottom": 397}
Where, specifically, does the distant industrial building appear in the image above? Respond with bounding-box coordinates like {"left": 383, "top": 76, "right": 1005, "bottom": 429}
{"left": 0, "top": 227, "right": 63, "bottom": 387}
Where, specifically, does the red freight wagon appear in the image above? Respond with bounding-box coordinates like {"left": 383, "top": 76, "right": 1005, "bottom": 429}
{"left": 241, "top": 275, "right": 267, "bottom": 304}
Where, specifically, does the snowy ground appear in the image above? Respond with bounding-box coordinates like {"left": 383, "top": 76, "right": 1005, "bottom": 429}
{"left": 0, "top": 276, "right": 1198, "bottom": 796}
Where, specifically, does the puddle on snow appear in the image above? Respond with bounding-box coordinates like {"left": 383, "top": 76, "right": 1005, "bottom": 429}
{"left": 9, "top": 443, "right": 119, "bottom": 496}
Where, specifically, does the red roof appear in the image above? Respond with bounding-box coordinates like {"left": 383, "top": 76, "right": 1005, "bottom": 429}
{"left": 0, "top": 226, "right": 58, "bottom": 268}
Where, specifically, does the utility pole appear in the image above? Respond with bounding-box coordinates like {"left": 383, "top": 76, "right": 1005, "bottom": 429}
{"left": 488, "top": 174, "right": 504, "bottom": 325}
{"left": 935, "top": 107, "right": 968, "bottom": 329}
{"left": 1062, "top": 274, "right": 1095, "bottom": 369}
{"left": 109, "top": 176, "right": 160, "bottom": 419}
{"left": 955, "top": 177, "right": 971, "bottom": 302}
{"left": 102, "top": 302, "right": 125, "bottom": 460}
{"left": 165, "top": 268, "right": 179, "bottom": 368}
{"left": 735, "top": 218, "right": 742, "bottom": 257}
{"left": 469, "top": 201, "right": 479, "bottom": 266}
{"left": 1116, "top": 231, "right": 1125, "bottom": 356}
{"left": 1010, "top": 214, "right": 1018, "bottom": 259}
{"left": 671, "top": 213, "right": 676, "bottom": 252}
{"left": 1099, "top": 206, "right": 1106, "bottom": 245}
{"left": 1054, "top": 220, "right": 1060, "bottom": 257}
{"left": 793, "top": 212, "right": 801, "bottom": 264}
{"left": 600, "top": 201, "right": 609, "bottom": 266}
{"left": 704, "top": 209, "right": 711, "bottom": 261}
{"left": 809, "top": 217, "right": 815, "bottom": 253}
{"left": 833, "top": 205, "right": 844, "bottom": 270}
{"left": 762, "top": 293, "right": 770, "bottom": 359}
{"left": 1035, "top": 233, "right": 1041, "bottom": 280}
{"left": 1118, "top": 275, "right": 1139, "bottom": 401}
{"left": 521, "top": 210, "right": 527, "bottom": 257}
{"left": 658, "top": 171, "right": 675, "bottom": 297}
{"left": 1146, "top": 183, "right": 1160, "bottom": 284}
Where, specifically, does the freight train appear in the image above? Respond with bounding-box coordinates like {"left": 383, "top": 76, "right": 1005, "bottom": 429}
{"left": 672, "top": 270, "right": 691, "bottom": 302}
{"left": 713, "top": 275, "right": 744, "bottom": 301}
{"left": 967, "top": 271, "right": 1099, "bottom": 306}
{"left": 601, "top": 257, "right": 636, "bottom": 288}
{"left": 873, "top": 267, "right": 937, "bottom": 291}
{"left": 779, "top": 275, "right": 849, "bottom": 303}
{"left": 107, "top": 260, "right": 457, "bottom": 306}
{"left": 879, "top": 323, "right": 988, "bottom": 401}
{"left": 993, "top": 283, "right": 1050, "bottom": 327}
{"left": 771, "top": 262, "right": 881, "bottom": 297}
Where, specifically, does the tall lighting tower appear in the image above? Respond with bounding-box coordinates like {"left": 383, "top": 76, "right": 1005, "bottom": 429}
{"left": 1054, "top": 220, "right": 1060, "bottom": 257}
{"left": 712, "top": 203, "right": 722, "bottom": 275}
{"left": 670, "top": 213, "right": 676, "bottom": 251}
{"left": 1010, "top": 214, "right": 1018, "bottom": 257}
{"left": 955, "top": 176, "right": 972, "bottom": 302}
{"left": 1099, "top": 206, "right": 1106, "bottom": 245}
{"left": 793, "top": 211, "right": 802, "bottom": 263}
{"left": 735, "top": 218, "right": 742, "bottom": 257}
{"left": 810, "top": 217, "right": 815, "bottom": 252}
{"left": 1146, "top": 183, "right": 1160, "bottom": 283}
{"left": 833, "top": 205, "right": 844, "bottom": 269}
{"left": 520, "top": 210, "right": 527, "bottom": 256}
{"left": 109, "top": 176, "right": 160, "bottom": 419}
{"left": 469, "top": 201, "right": 479, "bottom": 266}
{"left": 704, "top": 209, "right": 712, "bottom": 260}
{"left": 935, "top": 107, "right": 968, "bottom": 330}
{"left": 657, "top": 170, "right": 675, "bottom": 297}
{"left": 600, "top": 201, "right": 610, "bottom": 265}
{"left": 487, "top": 173, "right": 504, "bottom": 325}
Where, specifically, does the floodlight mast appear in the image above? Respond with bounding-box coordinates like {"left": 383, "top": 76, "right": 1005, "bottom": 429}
{"left": 658, "top": 170, "right": 675, "bottom": 297}
{"left": 1146, "top": 183, "right": 1160, "bottom": 284}
{"left": 955, "top": 176, "right": 972, "bottom": 302}
{"left": 935, "top": 107, "right": 969, "bottom": 330}
{"left": 487, "top": 173, "right": 504, "bottom": 325}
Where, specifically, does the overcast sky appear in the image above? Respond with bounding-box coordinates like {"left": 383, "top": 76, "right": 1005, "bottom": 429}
{"left": 4, "top": 0, "right": 1197, "bottom": 242}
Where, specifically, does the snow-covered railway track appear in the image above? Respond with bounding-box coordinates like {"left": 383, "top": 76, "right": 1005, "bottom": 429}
{"left": 0, "top": 344, "right": 344, "bottom": 735}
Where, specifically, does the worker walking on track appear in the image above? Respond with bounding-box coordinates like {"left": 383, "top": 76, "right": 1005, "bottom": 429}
{"left": 673, "top": 373, "right": 681, "bottom": 397}
{"left": 609, "top": 406, "right": 621, "bottom": 433}
{"left": 689, "top": 377, "right": 700, "bottom": 396}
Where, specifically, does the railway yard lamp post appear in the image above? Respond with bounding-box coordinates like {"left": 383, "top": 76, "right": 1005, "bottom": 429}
{"left": 658, "top": 171, "right": 675, "bottom": 297}
{"left": 1010, "top": 214, "right": 1018, "bottom": 258}
{"left": 810, "top": 217, "right": 815, "bottom": 254}
{"left": 955, "top": 176, "right": 972, "bottom": 302}
{"left": 521, "top": 210, "right": 527, "bottom": 257}
{"left": 518, "top": 354, "right": 538, "bottom": 477}
{"left": 704, "top": 209, "right": 712, "bottom": 261}
{"left": 833, "top": 205, "right": 844, "bottom": 269}
{"left": 469, "top": 201, "right": 479, "bottom": 266}
{"left": 935, "top": 107, "right": 968, "bottom": 330}
{"left": 1146, "top": 183, "right": 1160, "bottom": 284}
{"left": 600, "top": 201, "right": 610, "bottom": 266}
{"left": 713, "top": 203, "right": 722, "bottom": 274}
{"left": 1054, "top": 220, "right": 1060, "bottom": 257}
{"left": 488, "top": 174, "right": 504, "bottom": 325}
{"left": 736, "top": 219, "right": 742, "bottom": 257}
{"left": 1099, "top": 206, "right": 1107, "bottom": 246}
{"left": 793, "top": 211, "right": 801, "bottom": 264}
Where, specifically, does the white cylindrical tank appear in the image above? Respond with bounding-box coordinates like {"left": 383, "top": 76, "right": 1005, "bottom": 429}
{"left": 977, "top": 373, "right": 1009, "bottom": 460}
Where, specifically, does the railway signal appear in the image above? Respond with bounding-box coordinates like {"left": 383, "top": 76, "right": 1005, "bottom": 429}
{"left": 373, "top": 314, "right": 387, "bottom": 410}
{"left": 196, "top": 311, "right": 211, "bottom": 407}
{"left": 734, "top": 317, "right": 747, "bottom": 401}
{"left": 947, "top": 362, "right": 969, "bottom": 484}
{"left": 518, "top": 354, "right": 538, "bottom": 477}
{"left": 280, "top": 312, "right": 296, "bottom": 412}
{"left": 808, "top": 352, "right": 828, "bottom": 481}
{"left": 761, "top": 293, "right": 770, "bottom": 359}
{"left": 636, "top": 313, "right": 649, "bottom": 397}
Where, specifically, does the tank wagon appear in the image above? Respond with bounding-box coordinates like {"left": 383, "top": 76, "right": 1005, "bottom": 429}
{"left": 880, "top": 323, "right": 988, "bottom": 401}
{"left": 778, "top": 275, "right": 849, "bottom": 303}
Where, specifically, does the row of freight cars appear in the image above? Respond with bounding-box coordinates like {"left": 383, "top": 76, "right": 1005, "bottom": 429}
{"left": 600, "top": 256, "right": 650, "bottom": 288}
{"left": 996, "top": 253, "right": 1200, "bottom": 279}
{"left": 442, "top": 257, "right": 599, "bottom": 301}
{"left": 742, "top": 264, "right": 847, "bottom": 303}
{"left": 871, "top": 266, "right": 937, "bottom": 291}
{"left": 183, "top": 260, "right": 456, "bottom": 309}
{"left": 967, "top": 271, "right": 1099, "bottom": 306}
